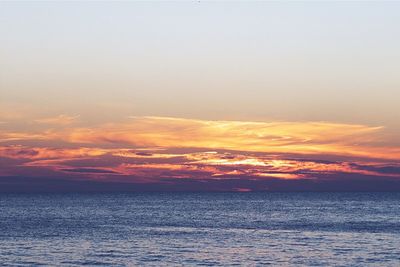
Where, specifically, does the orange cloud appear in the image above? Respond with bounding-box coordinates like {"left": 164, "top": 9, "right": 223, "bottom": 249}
{"left": 3, "top": 144, "right": 399, "bottom": 180}
{"left": 1, "top": 116, "right": 400, "bottom": 190}
{"left": 2, "top": 116, "right": 400, "bottom": 160}
{"left": 60, "top": 116, "right": 399, "bottom": 161}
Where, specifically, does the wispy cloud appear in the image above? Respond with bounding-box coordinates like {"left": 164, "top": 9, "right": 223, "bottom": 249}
{"left": 58, "top": 116, "right": 398, "bottom": 160}
{"left": 1, "top": 116, "right": 399, "bottom": 191}
{"left": 34, "top": 114, "right": 80, "bottom": 126}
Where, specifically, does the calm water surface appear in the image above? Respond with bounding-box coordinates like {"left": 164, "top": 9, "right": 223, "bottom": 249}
{"left": 0, "top": 192, "right": 399, "bottom": 266}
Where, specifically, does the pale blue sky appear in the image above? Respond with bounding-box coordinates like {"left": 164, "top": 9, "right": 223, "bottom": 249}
{"left": 1, "top": 2, "right": 399, "bottom": 132}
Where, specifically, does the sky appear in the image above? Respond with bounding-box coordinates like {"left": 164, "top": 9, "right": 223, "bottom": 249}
{"left": 1, "top": 2, "right": 400, "bottom": 192}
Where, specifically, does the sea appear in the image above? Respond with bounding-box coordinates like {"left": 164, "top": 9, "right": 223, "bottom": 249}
{"left": 0, "top": 192, "right": 399, "bottom": 266}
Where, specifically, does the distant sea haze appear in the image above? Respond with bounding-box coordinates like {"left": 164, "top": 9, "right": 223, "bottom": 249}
{"left": 2, "top": 175, "right": 400, "bottom": 193}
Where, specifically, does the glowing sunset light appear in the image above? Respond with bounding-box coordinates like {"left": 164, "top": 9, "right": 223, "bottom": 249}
{"left": 1, "top": 1, "right": 400, "bottom": 192}
{"left": 1, "top": 114, "right": 399, "bottom": 191}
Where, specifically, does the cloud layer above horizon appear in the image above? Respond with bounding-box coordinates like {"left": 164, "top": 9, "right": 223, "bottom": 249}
{"left": 1, "top": 115, "right": 399, "bottom": 192}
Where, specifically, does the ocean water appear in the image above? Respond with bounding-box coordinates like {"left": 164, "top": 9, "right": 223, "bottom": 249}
{"left": 0, "top": 192, "right": 400, "bottom": 266}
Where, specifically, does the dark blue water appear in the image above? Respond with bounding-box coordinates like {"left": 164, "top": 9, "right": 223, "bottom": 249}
{"left": 1, "top": 192, "right": 400, "bottom": 266}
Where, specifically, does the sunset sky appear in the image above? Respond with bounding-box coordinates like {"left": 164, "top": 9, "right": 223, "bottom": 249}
{"left": 1, "top": 2, "right": 399, "bottom": 192}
